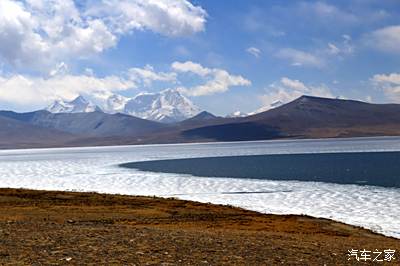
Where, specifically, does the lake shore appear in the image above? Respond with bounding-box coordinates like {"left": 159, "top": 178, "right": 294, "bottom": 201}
{"left": 0, "top": 188, "right": 398, "bottom": 265}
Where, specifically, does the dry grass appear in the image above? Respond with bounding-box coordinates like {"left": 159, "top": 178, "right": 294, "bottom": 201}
{"left": 0, "top": 188, "right": 398, "bottom": 265}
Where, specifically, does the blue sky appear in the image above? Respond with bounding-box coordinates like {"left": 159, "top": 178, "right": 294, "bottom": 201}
{"left": 0, "top": 0, "right": 400, "bottom": 115}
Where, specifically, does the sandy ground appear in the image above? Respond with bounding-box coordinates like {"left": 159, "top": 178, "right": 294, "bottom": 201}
{"left": 0, "top": 188, "right": 398, "bottom": 265}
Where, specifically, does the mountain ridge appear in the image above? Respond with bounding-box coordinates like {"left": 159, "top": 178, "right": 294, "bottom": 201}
{"left": 3, "top": 95, "right": 400, "bottom": 149}
{"left": 47, "top": 96, "right": 102, "bottom": 113}
{"left": 45, "top": 89, "right": 200, "bottom": 123}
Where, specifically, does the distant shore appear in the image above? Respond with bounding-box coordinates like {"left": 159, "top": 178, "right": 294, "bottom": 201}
{"left": 0, "top": 188, "right": 398, "bottom": 265}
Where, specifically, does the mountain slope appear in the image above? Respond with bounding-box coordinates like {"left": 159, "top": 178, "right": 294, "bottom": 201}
{"left": 179, "top": 95, "right": 400, "bottom": 141}
{"left": 0, "top": 116, "right": 76, "bottom": 149}
{"left": 243, "top": 95, "right": 400, "bottom": 137}
{"left": 0, "top": 110, "right": 167, "bottom": 138}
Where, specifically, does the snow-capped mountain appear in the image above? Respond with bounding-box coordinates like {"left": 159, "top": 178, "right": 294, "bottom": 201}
{"left": 247, "top": 100, "right": 285, "bottom": 116}
{"left": 46, "top": 96, "right": 102, "bottom": 113}
{"left": 123, "top": 89, "right": 200, "bottom": 123}
{"left": 46, "top": 89, "right": 200, "bottom": 123}
{"left": 103, "top": 94, "right": 129, "bottom": 114}
{"left": 226, "top": 111, "right": 248, "bottom": 118}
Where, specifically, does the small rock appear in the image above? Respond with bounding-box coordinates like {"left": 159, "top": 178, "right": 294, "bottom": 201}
{"left": 60, "top": 257, "right": 72, "bottom": 262}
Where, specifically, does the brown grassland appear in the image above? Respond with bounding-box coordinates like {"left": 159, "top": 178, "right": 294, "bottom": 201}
{"left": 0, "top": 188, "right": 398, "bottom": 265}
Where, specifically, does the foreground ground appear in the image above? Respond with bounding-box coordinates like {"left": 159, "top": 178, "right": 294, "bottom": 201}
{"left": 0, "top": 188, "right": 398, "bottom": 265}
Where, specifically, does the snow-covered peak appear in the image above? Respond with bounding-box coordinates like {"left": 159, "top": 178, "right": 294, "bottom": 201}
{"left": 46, "top": 96, "right": 102, "bottom": 113}
{"left": 248, "top": 100, "right": 286, "bottom": 116}
{"left": 45, "top": 89, "right": 200, "bottom": 122}
{"left": 226, "top": 111, "right": 248, "bottom": 118}
{"left": 124, "top": 89, "right": 200, "bottom": 123}
{"left": 104, "top": 94, "right": 129, "bottom": 114}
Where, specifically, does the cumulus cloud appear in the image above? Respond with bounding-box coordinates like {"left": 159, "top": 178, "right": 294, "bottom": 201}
{"left": 0, "top": 73, "right": 134, "bottom": 109}
{"left": 0, "top": 61, "right": 250, "bottom": 109}
{"left": 280, "top": 77, "right": 308, "bottom": 91}
{"left": 0, "top": 0, "right": 207, "bottom": 71}
{"left": 367, "top": 25, "right": 400, "bottom": 54}
{"left": 172, "top": 61, "right": 251, "bottom": 96}
{"left": 246, "top": 47, "right": 261, "bottom": 58}
{"left": 0, "top": 0, "right": 116, "bottom": 69}
{"left": 276, "top": 48, "right": 324, "bottom": 67}
{"left": 372, "top": 72, "right": 400, "bottom": 101}
{"left": 128, "top": 65, "right": 177, "bottom": 87}
{"left": 172, "top": 61, "right": 211, "bottom": 76}
{"left": 258, "top": 77, "right": 333, "bottom": 111}
{"left": 0, "top": 63, "right": 180, "bottom": 108}
{"left": 85, "top": 0, "right": 207, "bottom": 36}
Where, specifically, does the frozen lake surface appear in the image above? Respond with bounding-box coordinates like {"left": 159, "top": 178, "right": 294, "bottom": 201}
{"left": 1, "top": 136, "right": 400, "bottom": 238}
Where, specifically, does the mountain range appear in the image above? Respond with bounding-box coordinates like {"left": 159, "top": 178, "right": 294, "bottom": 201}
{"left": 46, "top": 96, "right": 102, "bottom": 113}
{"left": 46, "top": 89, "right": 200, "bottom": 123}
{"left": 2, "top": 95, "right": 400, "bottom": 149}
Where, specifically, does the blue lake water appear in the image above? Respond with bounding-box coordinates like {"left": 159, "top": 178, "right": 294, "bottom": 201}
{"left": 1, "top": 136, "right": 400, "bottom": 238}
{"left": 121, "top": 152, "right": 400, "bottom": 188}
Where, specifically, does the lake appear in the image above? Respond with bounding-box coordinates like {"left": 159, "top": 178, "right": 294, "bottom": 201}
{"left": 1, "top": 136, "right": 400, "bottom": 238}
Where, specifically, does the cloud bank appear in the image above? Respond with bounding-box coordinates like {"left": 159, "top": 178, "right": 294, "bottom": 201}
{"left": 0, "top": 61, "right": 251, "bottom": 110}
{"left": 172, "top": 61, "right": 251, "bottom": 96}
{"left": 0, "top": 0, "right": 207, "bottom": 70}
{"left": 372, "top": 73, "right": 400, "bottom": 101}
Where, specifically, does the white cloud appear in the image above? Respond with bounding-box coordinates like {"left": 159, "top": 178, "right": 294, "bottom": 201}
{"left": 327, "top": 35, "right": 354, "bottom": 57}
{"left": 372, "top": 72, "right": 400, "bottom": 101}
{"left": 328, "top": 43, "right": 341, "bottom": 55}
{"left": 0, "top": 0, "right": 116, "bottom": 69}
{"left": 246, "top": 47, "right": 261, "bottom": 58}
{"left": 49, "top": 62, "right": 69, "bottom": 77}
{"left": 276, "top": 35, "right": 353, "bottom": 68}
{"left": 172, "top": 61, "right": 251, "bottom": 96}
{"left": 258, "top": 77, "right": 333, "bottom": 111}
{"left": 0, "top": 0, "right": 207, "bottom": 71}
{"left": 172, "top": 61, "right": 211, "bottom": 76}
{"left": 280, "top": 77, "right": 308, "bottom": 91}
{"left": 276, "top": 48, "right": 323, "bottom": 67}
{"left": 0, "top": 61, "right": 251, "bottom": 109}
{"left": 0, "top": 73, "right": 134, "bottom": 109}
{"left": 372, "top": 73, "right": 400, "bottom": 84}
{"left": 182, "top": 70, "right": 251, "bottom": 96}
{"left": 299, "top": 2, "right": 358, "bottom": 24}
{"left": 86, "top": 0, "right": 207, "bottom": 37}
{"left": 367, "top": 25, "right": 400, "bottom": 54}
{"left": 128, "top": 65, "right": 177, "bottom": 86}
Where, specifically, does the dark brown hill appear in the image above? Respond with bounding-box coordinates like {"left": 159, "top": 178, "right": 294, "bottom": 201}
{"left": 178, "top": 96, "right": 400, "bottom": 141}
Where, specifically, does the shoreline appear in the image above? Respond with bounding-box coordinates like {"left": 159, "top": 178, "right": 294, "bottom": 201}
{"left": 0, "top": 188, "right": 398, "bottom": 264}
{"left": 1, "top": 135, "right": 400, "bottom": 151}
